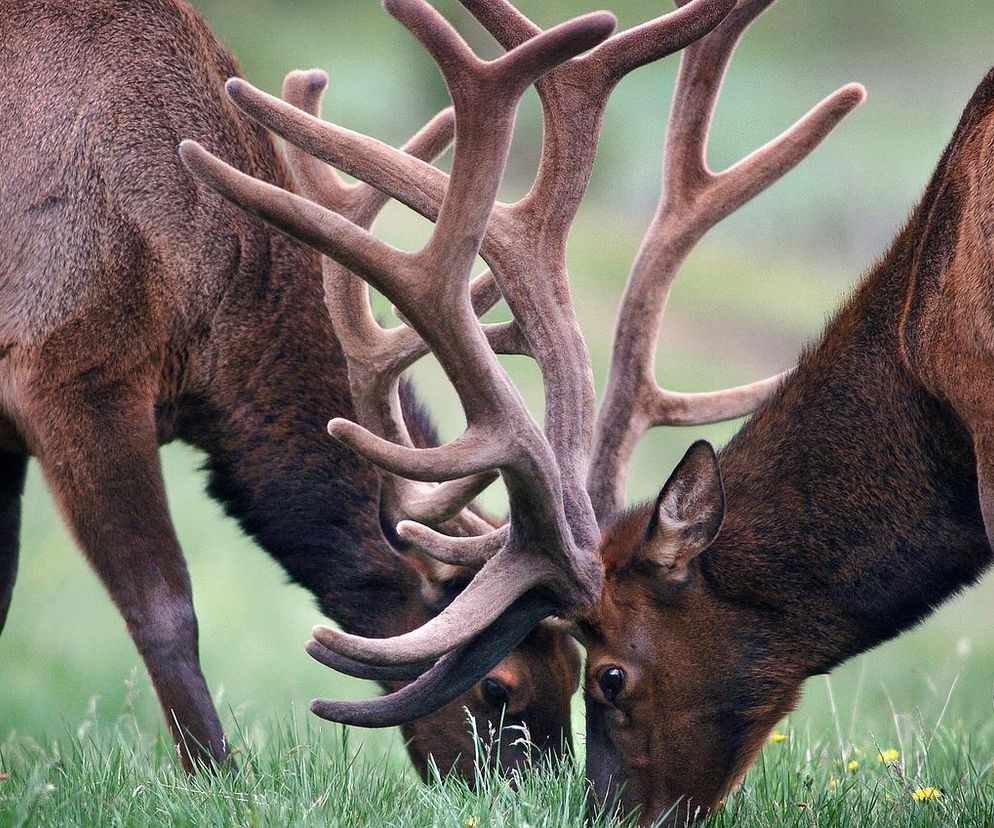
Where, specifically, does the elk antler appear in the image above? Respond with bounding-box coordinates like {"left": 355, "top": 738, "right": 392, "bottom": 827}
{"left": 180, "top": 0, "right": 614, "bottom": 721}
{"left": 179, "top": 0, "right": 864, "bottom": 728}
{"left": 588, "top": 0, "right": 865, "bottom": 519}
{"left": 222, "top": 0, "right": 738, "bottom": 554}
{"left": 278, "top": 68, "right": 503, "bottom": 558}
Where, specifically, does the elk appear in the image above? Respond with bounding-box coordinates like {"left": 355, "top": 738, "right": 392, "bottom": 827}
{"left": 0, "top": 0, "right": 651, "bottom": 778}
{"left": 183, "top": 0, "right": 994, "bottom": 824}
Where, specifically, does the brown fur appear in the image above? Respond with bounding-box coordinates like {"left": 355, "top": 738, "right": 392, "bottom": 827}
{"left": 0, "top": 0, "right": 578, "bottom": 775}
{"left": 584, "top": 68, "right": 994, "bottom": 826}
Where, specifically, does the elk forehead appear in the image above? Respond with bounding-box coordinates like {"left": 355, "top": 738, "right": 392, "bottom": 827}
{"left": 597, "top": 504, "right": 655, "bottom": 576}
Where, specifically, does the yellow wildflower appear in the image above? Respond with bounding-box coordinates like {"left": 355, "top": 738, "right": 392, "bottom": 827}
{"left": 911, "top": 787, "right": 943, "bottom": 802}
{"left": 828, "top": 777, "right": 839, "bottom": 790}
{"left": 465, "top": 818, "right": 479, "bottom": 828}
{"left": 879, "top": 748, "right": 900, "bottom": 763}
{"left": 768, "top": 732, "right": 788, "bottom": 744}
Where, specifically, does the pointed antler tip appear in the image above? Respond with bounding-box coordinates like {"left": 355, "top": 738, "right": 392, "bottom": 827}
{"left": 224, "top": 76, "right": 248, "bottom": 98}
{"left": 177, "top": 139, "right": 207, "bottom": 171}
{"left": 288, "top": 68, "right": 329, "bottom": 87}
{"left": 312, "top": 623, "right": 336, "bottom": 640}
{"left": 282, "top": 68, "right": 329, "bottom": 102}
{"left": 844, "top": 82, "right": 868, "bottom": 105}
{"left": 587, "top": 10, "right": 619, "bottom": 32}
{"left": 395, "top": 519, "right": 420, "bottom": 538}
{"left": 823, "top": 82, "right": 867, "bottom": 119}
{"left": 562, "top": 10, "right": 617, "bottom": 50}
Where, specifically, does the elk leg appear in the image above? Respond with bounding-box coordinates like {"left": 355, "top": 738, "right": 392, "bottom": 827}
{"left": 0, "top": 451, "right": 28, "bottom": 633}
{"left": 28, "top": 384, "right": 227, "bottom": 771}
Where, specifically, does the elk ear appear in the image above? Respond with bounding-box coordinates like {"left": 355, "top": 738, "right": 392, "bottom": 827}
{"left": 642, "top": 440, "right": 725, "bottom": 577}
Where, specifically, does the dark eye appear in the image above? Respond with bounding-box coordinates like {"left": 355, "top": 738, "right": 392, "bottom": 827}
{"left": 480, "top": 677, "right": 510, "bottom": 709}
{"left": 598, "top": 666, "right": 626, "bottom": 703}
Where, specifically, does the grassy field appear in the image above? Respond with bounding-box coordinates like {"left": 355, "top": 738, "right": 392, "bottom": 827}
{"left": 2, "top": 684, "right": 993, "bottom": 826}
{"left": 5, "top": 1, "right": 994, "bottom": 825}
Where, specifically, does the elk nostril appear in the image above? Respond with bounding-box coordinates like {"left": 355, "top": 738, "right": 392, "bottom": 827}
{"left": 480, "top": 676, "right": 510, "bottom": 709}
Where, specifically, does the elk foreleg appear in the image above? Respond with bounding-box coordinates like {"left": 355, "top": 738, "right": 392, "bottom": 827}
{"left": 27, "top": 382, "right": 227, "bottom": 772}
{"left": 0, "top": 451, "right": 27, "bottom": 633}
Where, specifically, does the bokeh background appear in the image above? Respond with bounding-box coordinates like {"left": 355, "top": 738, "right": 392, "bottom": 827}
{"left": 5, "top": 0, "right": 994, "bottom": 771}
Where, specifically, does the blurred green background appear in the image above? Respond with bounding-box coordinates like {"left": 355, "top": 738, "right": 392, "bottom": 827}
{"left": 5, "top": 0, "right": 994, "bottom": 771}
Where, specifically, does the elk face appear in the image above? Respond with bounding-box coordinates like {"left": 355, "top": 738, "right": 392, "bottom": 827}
{"left": 401, "top": 624, "right": 580, "bottom": 780}
{"left": 583, "top": 442, "right": 797, "bottom": 826}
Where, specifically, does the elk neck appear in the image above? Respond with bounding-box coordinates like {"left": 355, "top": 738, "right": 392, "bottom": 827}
{"left": 700, "top": 219, "right": 992, "bottom": 681}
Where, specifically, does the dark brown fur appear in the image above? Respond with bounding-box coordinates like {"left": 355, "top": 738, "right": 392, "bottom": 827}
{"left": 584, "top": 68, "right": 994, "bottom": 826}
{"left": 0, "top": 0, "right": 578, "bottom": 775}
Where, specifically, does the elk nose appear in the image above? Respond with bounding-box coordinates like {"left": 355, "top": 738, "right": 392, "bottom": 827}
{"left": 587, "top": 774, "right": 624, "bottom": 823}
{"left": 586, "top": 746, "right": 624, "bottom": 821}
{"left": 479, "top": 676, "right": 512, "bottom": 710}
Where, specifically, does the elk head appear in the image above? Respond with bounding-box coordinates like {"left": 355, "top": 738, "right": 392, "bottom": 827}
{"left": 583, "top": 442, "right": 806, "bottom": 823}
{"left": 179, "top": 0, "right": 863, "bottom": 822}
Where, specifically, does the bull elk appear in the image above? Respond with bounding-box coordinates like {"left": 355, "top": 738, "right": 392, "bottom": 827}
{"left": 0, "top": 0, "right": 623, "bottom": 778}
{"left": 182, "top": 0, "right": 994, "bottom": 824}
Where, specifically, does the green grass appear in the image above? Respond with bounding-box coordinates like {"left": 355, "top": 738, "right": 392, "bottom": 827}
{"left": 0, "top": 709, "right": 596, "bottom": 827}
{"left": 2, "top": 675, "right": 994, "bottom": 827}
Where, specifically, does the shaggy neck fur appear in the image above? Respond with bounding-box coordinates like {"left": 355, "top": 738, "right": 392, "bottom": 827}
{"left": 705, "top": 224, "right": 991, "bottom": 679}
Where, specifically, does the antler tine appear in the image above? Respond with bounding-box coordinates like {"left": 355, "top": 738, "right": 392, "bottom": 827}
{"left": 311, "top": 547, "right": 559, "bottom": 665}
{"left": 305, "top": 638, "right": 432, "bottom": 682}
{"left": 184, "top": 0, "right": 613, "bottom": 672}
{"left": 280, "top": 69, "right": 499, "bottom": 542}
{"left": 397, "top": 522, "right": 510, "bottom": 568}
{"left": 588, "top": 0, "right": 866, "bottom": 519}
{"left": 588, "top": 0, "right": 737, "bottom": 82}
{"left": 311, "top": 590, "right": 558, "bottom": 727}
{"left": 279, "top": 71, "right": 354, "bottom": 209}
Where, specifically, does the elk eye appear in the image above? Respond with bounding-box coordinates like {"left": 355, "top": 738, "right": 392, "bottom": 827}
{"left": 598, "top": 666, "right": 626, "bottom": 703}
{"left": 480, "top": 677, "right": 510, "bottom": 709}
